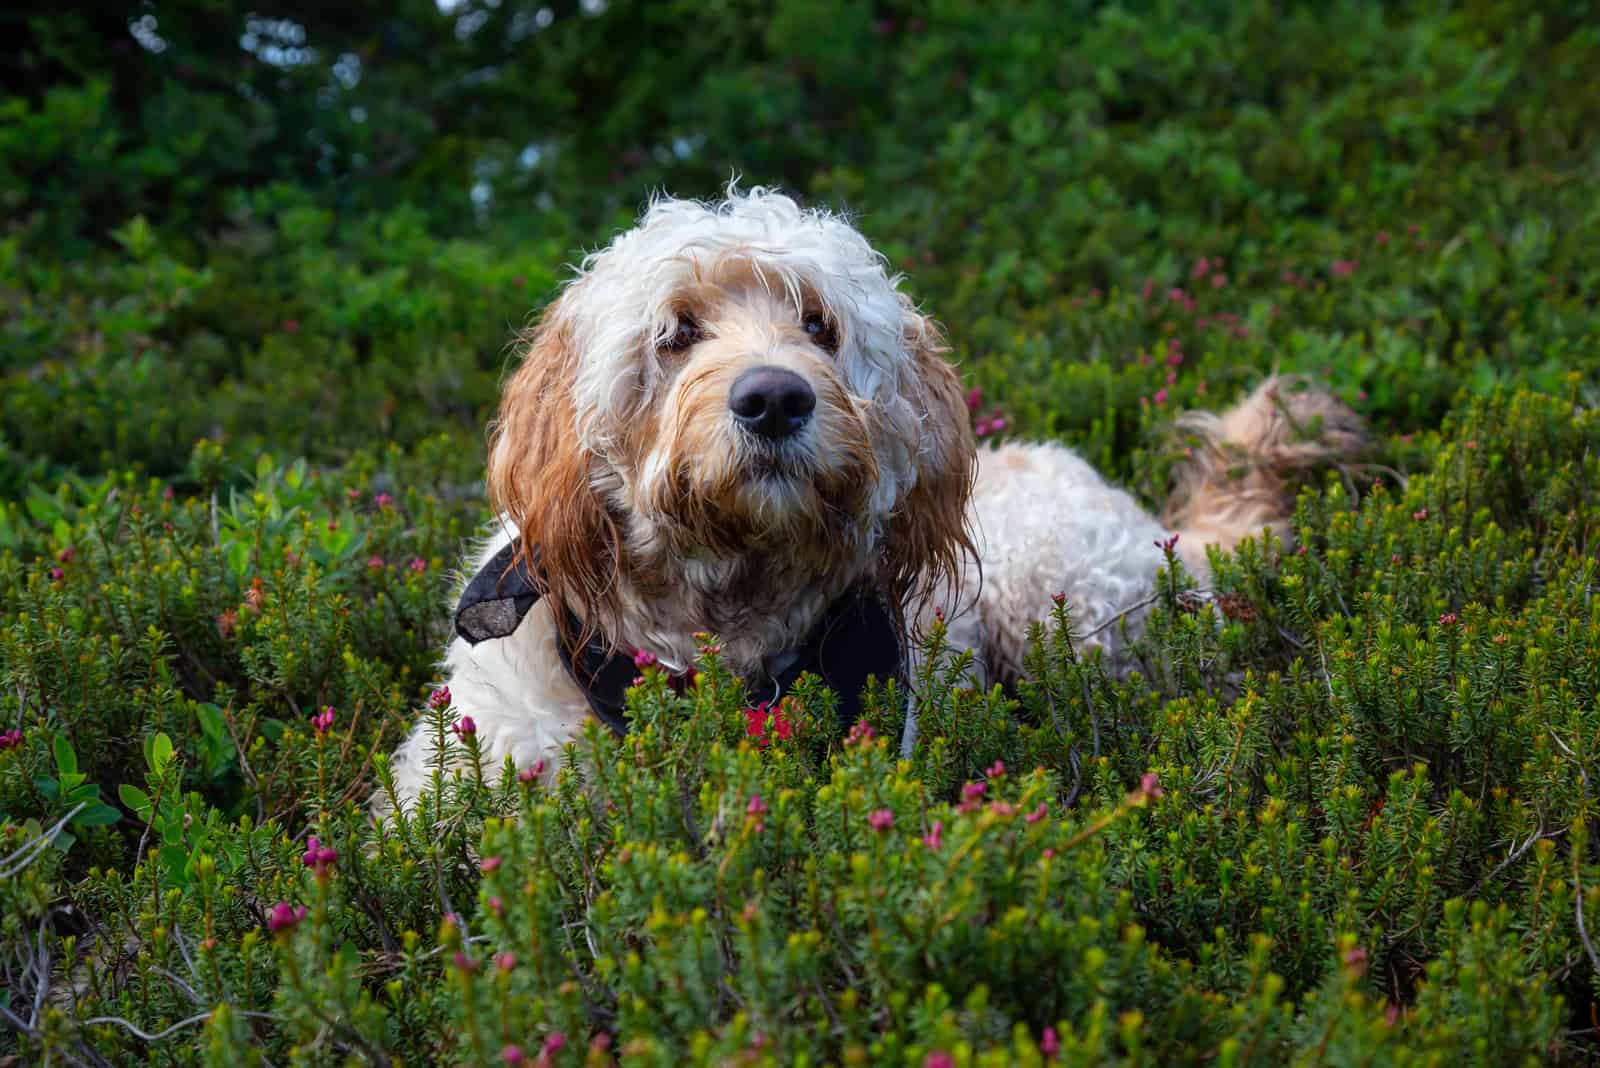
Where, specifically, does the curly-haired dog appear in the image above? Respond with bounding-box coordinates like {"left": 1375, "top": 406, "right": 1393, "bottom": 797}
{"left": 381, "top": 187, "right": 1365, "bottom": 806}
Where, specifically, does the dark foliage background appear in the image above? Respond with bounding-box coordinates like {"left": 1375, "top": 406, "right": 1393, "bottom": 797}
{"left": 2, "top": 2, "right": 1599, "bottom": 1064}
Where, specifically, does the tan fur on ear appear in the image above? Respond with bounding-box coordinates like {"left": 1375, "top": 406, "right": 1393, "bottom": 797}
{"left": 882, "top": 313, "right": 978, "bottom": 615}
{"left": 486, "top": 295, "right": 621, "bottom": 647}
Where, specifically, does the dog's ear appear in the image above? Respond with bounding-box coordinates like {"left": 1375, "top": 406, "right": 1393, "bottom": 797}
{"left": 881, "top": 308, "right": 977, "bottom": 613}
{"left": 487, "top": 293, "right": 620, "bottom": 636}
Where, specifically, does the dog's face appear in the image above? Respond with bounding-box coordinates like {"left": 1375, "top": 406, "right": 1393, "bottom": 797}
{"left": 489, "top": 188, "right": 974, "bottom": 645}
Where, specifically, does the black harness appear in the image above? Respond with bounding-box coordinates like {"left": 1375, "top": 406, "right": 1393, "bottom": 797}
{"left": 453, "top": 540, "right": 903, "bottom": 735}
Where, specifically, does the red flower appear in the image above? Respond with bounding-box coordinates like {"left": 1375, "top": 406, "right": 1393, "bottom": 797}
{"left": 744, "top": 701, "right": 794, "bottom": 746}
{"left": 429, "top": 686, "right": 452, "bottom": 710}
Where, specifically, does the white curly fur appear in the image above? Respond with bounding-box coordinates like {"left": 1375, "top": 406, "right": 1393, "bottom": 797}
{"left": 380, "top": 187, "right": 1365, "bottom": 811}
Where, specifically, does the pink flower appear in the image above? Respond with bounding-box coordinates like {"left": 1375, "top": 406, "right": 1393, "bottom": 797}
{"left": 56, "top": 547, "right": 75, "bottom": 563}
{"left": 1140, "top": 278, "right": 1155, "bottom": 301}
{"left": 1026, "top": 803, "right": 1048, "bottom": 824}
{"left": 366, "top": 555, "right": 385, "bottom": 570}
{"left": 540, "top": 1033, "right": 567, "bottom": 1057}
{"left": 1211, "top": 273, "right": 1227, "bottom": 288}
{"left": 1330, "top": 259, "right": 1356, "bottom": 278}
{"left": 49, "top": 567, "right": 63, "bottom": 582}
{"left": 311, "top": 706, "right": 336, "bottom": 734}
{"left": 1191, "top": 257, "right": 1210, "bottom": 279}
{"left": 518, "top": 759, "right": 546, "bottom": 782}
{"left": 409, "top": 556, "right": 427, "bottom": 573}
{"left": 1438, "top": 613, "right": 1459, "bottom": 626}
{"left": 965, "top": 387, "right": 982, "bottom": 412}
{"left": 845, "top": 721, "right": 876, "bottom": 747}
{"left": 1042, "top": 1026, "right": 1060, "bottom": 1057}
{"left": 986, "top": 759, "right": 1007, "bottom": 779}
{"left": 429, "top": 686, "right": 452, "bottom": 710}
{"left": 867, "top": 809, "right": 894, "bottom": 832}
{"left": 1153, "top": 388, "right": 1169, "bottom": 406}
{"left": 451, "top": 716, "right": 477, "bottom": 739}
{"left": 373, "top": 492, "right": 394, "bottom": 509}
{"left": 480, "top": 856, "right": 503, "bottom": 874}
{"left": 494, "top": 951, "right": 516, "bottom": 972}
{"left": 1139, "top": 772, "right": 1165, "bottom": 801}
{"left": 282, "top": 319, "right": 300, "bottom": 334}
{"left": 302, "top": 836, "right": 337, "bottom": 874}
{"left": 974, "top": 419, "right": 992, "bottom": 438}
{"left": 502, "top": 1045, "right": 526, "bottom": 1065}
{"left": 988, "top": 416, "right": 1007, "bottom": 433}
{"left": 632, "top": 649, "right": 658, "bottom": 670}
{"left": 267, "top": 901, "right": 307, "bottom": 934}
{"left": 925, "top": 1053, "right": 954, "bottom": 1068}
{"left": 1376, "top": 230, "right": 1391, "bottom": 246}
{"left": 0, "top": 729, "right": 23, "bottom": 751}
{"left": 922, "top": 820, "right": 943, "bottom": 850}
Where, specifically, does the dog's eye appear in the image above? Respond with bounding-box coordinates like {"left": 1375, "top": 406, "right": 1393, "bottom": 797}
{"left": 802, "top": 313, "right": 839, "bottom": 353}
{"left": 662, "top": 315, "right": 701, "bottom": 353}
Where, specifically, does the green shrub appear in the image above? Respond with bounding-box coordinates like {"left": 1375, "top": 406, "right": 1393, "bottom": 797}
{"left": 4, "top": 1, "right": 1600, "bottom": 1064}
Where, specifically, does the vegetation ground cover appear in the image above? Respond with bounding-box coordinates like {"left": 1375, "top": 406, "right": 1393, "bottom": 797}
{"left": 3, "top": 3, "right": 1599, "bottom": 1063}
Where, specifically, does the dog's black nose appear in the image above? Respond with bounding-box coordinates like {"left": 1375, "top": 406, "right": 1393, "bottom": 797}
{"left": 728, "top": 367, "right": 816, "bottom": 440}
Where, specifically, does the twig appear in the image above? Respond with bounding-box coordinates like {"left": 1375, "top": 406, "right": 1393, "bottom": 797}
{"left": 0, "top": 802, "right": 88, "bottom": 878}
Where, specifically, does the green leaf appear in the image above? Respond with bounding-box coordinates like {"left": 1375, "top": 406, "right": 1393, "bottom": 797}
{"left": 53, "top": 734, "right": 77, "bottom": 777}
{"left": 148, "top": 732, "right": 174, "bottom": 773}
{"left": 73, "top": 803, "right": 121, "bottom": 828}
{"left": 119, "top": 784, "right": 153, "bottom": 820}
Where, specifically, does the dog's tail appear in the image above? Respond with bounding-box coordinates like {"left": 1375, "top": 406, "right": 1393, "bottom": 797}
{"left": 1160, "top": 375, "right": 1370, "bottom": 577}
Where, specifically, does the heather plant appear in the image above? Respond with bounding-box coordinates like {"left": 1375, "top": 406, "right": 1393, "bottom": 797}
{"left": 5, "top": 1, "right": 1600, "bottom": 1064}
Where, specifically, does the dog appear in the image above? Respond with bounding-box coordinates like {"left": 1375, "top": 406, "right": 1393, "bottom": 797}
{"left": 380, "top": 186, "right": 1365, "bottom": 808}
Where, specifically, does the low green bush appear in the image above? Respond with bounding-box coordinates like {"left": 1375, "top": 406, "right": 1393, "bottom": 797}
{"left": 5, "top": 1, "right": 1600, "bottom": 1064}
